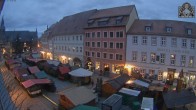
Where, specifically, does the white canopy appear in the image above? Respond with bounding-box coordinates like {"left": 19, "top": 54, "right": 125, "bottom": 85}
{"left": 69, "top": 68, "right": 93, "bottom": 77}
{"left": 141, "top": 97, "right": 153, "bottom": 110}
{"left": 134, "top": 80, "right": 150, "bottom": 88}
{"left": 119, "top": 88, "right": 141, "bottom": 96}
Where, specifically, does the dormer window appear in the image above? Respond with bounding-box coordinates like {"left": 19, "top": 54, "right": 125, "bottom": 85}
{"left": 88, "top": 19, "right": 94, "bottom": 26}
{"left": 145, "top": 26, "right": 152, "bottom": 32}
{"left": 187, "top": 29, "right": 192, "bottom": 35}
{"left": 166, "top": 27, "right": 172, "bottom": 32}
{"left": 98, "top": 17, "right": 109, "bottom": 26}
{"left": 116, "top": 16, "right": 123, "bottom": 25}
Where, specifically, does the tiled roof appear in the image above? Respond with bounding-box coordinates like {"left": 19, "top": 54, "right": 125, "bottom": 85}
{"left": 90, "top": 5, "right": 134, "bottom": 19}
{"left": 5, "top": 31, "right": 38, "bottom": 42}
{"left": 51, "top": 9, "right": 97, "bottom": 36}
{"left": 128, "top": 19, "right": 196, "bottom": 38}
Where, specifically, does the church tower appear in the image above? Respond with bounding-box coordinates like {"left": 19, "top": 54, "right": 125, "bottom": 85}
{"left": 0, "top": 17, "right": 6, "bottom": 43}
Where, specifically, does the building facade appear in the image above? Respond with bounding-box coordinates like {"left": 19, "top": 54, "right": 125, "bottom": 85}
{"left": 40, "top": 10, "right": 96, "bottom": 66}
{"left": 84, "top": 5, "right": 138, "bottom": 73}
{"left": 126, "top": 20, "right": 196, "bottom": 84}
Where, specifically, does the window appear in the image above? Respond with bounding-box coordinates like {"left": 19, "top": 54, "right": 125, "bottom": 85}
{"left": 151, "top": 37, "right": 157, "bottom": 46}
{"left": 181, "top": 55, "right": 186, "bottom": 66}
{"left": 187, "top": 29, "right": 192, "bottom": 35}
{"left": 68, "top": 37, "right": 70, "bottom": 41}
{"left": 133, "top": 36, "right": 138, "bottom": 44}
{"left": 171, "top": 38, "right": 177, "bottom": 47}
{"left": 97, "top": 52, "right": 101, "bottom": 58}
{"left": 92, "top": 42, "right": 95, "bottom": 47}
{"left": 76, "top": 36, "right": 78, "bottom": 40}
{"left": 116, "top": 31, "right": 123, "bottom": 38}
{"left": 87, "top": 42, "right": 90, "bottom": 47}
{"left": 64, "top": 37, "right": 66, "bottom": 41}
{"left": 189, "top": 56, "right": 194, "bottom": 67}
{"left": 149, "top": 69, "right": 155, "bottom": 76}
{"left": 97, "top": 42, "right": 101, "bottom": 48}
{"left": 68, "top": 47, "right": 70, "bottom": 51}
{"left": 132, "top": 51, "right": 137, "bottom": 61}
{"left": 76, "top": 47, "right": 78, "bottom": 52}
{"left": 97, "top": 32, "right": 100, "bottom": 38}
{"left": 104, "top": 32, "right": 107, "bottom": 38}
{"left": 110, "top": 32, "right": 113, "bottom": 38}
{"left": 86, "top": 33, "right": 90, "bottom": 38}
{"left": 116, "top": 54, "right": 122, "bottom": 60}
{"left": 92, "top": 32, "right": 95, "bottom": 38}
{"left": 104, "top": 42, "right": 107, "bottom": 48}
{"left": 116, "top": 43, "right": 123, "bottom": 49}
{"left": 145, "top": 26, "right": 151, "bottom": 32}
{"left": 182, "top": 39, "right": 187, "bottom": 48}
{"left": 80, "top": 36, "right": 82, "bottom": 40}
{"left": 110, "top": 42, "right": 114, "bottom": 48}
{"left": 166, "top": 27, "right": 172, "bottom": 32}
{"left": 116, "top": 16, "right": 123, "bottom": 24}
{"left": 62, "top": 46, "right": 64, "bottom": 51}
{"left": 64, "top": 46, "right": 67, "bottom": 51}
{"left": 170, "top": 54, "right": 176, "bottom": 65}
{"left": 151, "top": 53, "right": 156, "bottom": 63}
{"left": 141, "top": 52, "right": 147, "bottom": 62}
{"left": 103, "top": 53, "right": 107, "bottom": 59}
{"left": 190, "top": 40, "right": 195, "bottom": 49}
{"left": 142, "top": 36, "right": 147, "bottom": 45}
{"left": 92, "top": 52, "right": 95, "bottom": 57}
{"left": 161, "top": 37, "right": 166, "bottom": 46}
{"left": 109, "top": 54, "right": 113, "bottom": 59}
{"left": 160, "top": 53, "right": 165, "bottom": 64}
{"left": 85, "top": 42, "right": 88, "bottom": 46}
{"left": 80, "top": 47, "right": 82, "bottom": 52}
{"left": 73, "top": 36, "right": 75, "bottom": 40}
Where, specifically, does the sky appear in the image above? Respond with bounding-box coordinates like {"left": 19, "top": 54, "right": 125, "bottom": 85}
{"left": 1, "top": 0, "right": 196, "bottom": 37}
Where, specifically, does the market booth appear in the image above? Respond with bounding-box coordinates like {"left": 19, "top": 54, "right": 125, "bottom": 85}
{"left": 69, "top": 68, "right": 93, "bottom": 85}
{"left": 58, "top": 66, "right": 71, "bottom": 80}
{"left": 141, "top": 97, "right": 154, "bottom": 110}
{"left": 59, "top": 86, "right": 97, "bottom": 110}
{"left": 34, "top": 71, "right": 48, "bottom": 79}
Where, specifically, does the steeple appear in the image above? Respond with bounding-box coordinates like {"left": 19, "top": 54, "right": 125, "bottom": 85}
{"left": 0, "top": 17, "right": 5, "bottom": 31}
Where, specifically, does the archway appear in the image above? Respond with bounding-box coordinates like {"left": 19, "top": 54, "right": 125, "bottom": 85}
{"left": 73, "top": 57, "right": 82, "bottom": 67}
{"left": 85, "top": 57, "right": 93, "bottom": 71}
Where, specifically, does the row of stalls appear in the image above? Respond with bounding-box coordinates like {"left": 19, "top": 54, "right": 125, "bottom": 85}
{"left": 23, "top": 58, "right": 93, "bottom": 85}
{"left": 5, "top": 59, "right": 56, "bottom": 97}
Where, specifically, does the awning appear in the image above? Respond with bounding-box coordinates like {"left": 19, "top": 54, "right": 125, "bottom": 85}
{"left": 134, "top": 80, "right": 150, "bottom": 88}
{"left": 28, "top": 66, "right": 40, "bottom": 74}
{"left": 59, "top": 66, "right": 70, "bottom": 75}
{"left": 34, "top": 71, "right": 47, "bottom": 79}
{"left": 22, "top": 79, "right": 52, "bottom": 88}
{"left": 119, "top": 88, "right": 141, "bottom": 96}
{"left": 69, "top": 68, "right": 92, "bottom": 77}
{"left": 141, "top": 97, "right": 154, "bottom": 110}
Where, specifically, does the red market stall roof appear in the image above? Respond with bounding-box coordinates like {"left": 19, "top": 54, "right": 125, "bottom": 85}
{"left": 28, "top": 66, "right": 40, "bottom": 74}
{"left": 6, "top": 60, "right": 21, "bottom": 65}
{"left": 13, "top": 67, "right": 30, "bottom": 78}
{"left": 22, "top": 79, "right": 52, "bottom": 88}
{"left": 59, "top": 66, "right": 70, "bottom": 75}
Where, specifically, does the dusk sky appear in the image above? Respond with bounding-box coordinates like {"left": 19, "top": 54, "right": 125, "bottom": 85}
{"left": 1, "top": 0, "right": 196, "bottom": 37}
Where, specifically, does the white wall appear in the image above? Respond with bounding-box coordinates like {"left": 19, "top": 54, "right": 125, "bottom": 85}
{"left": 126, "top": 34, "right": 196, "bottom": 75}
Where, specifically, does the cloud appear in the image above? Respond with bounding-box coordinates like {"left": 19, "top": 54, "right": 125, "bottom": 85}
{"left": 1, "top": 0, "right": 196, "bottom": 37}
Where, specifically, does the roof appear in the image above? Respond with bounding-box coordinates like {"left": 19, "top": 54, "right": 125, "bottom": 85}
{"left": 69, "top": 68, "right": 93, "bottom": 77}
{"left": 59, "top": 66, "right": 70, "bottom": 75}
{"left": 28, "top": 66, "right": 40, "bottom": 74}
{"left": 47, "top": 60, "right": 60, "bottom": 66}
{"left": 60, "top": 86, "right": 96, "bottom": 106}
{"left": 49, "top": 9, "right": 97, "bottom": 36}
{"left": 72, "top": 105, "right": 100, "bottom": 110}
{"left": 119, "top": 88, "right": 141, "bottom": 96}
{"left": 90, "top": 5, "right": 134, "bottom": 19}
{"left": 22, "top": 79, "right": 52, "bottom": 88}
{"left": 163, "top": 89, "right": 196, "bottom": 108}
{"left": 141, "top": 97, "right": 154, "bottom": 110}
{"left": 102, "top": 94, "right": 122, "bottom": 106}
{"left": 13, "top": 67, "right": 30, "bottom": 78}
{"left": 134, "top": 79, "right": 150, "bottom": 88}
{"left": 5, "top": 31, "right": 38, "bottom": 42}
{"left": 128, "top": 19, "right": 196, "bottom": 38}
{"left": 34, "top": 71, "right": 47, "bottom": 79}
{"left": 106, "top": 74, "right": 130, "bottom": 90}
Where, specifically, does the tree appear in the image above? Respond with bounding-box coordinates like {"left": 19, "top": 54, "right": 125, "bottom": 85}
{"left": 12, "top": 34, "right": 23, "bottom": 54}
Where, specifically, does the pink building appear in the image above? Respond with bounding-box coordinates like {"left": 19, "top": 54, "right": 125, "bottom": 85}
{"left": 84, "top": 5, "right": 138, "bottom": 74}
